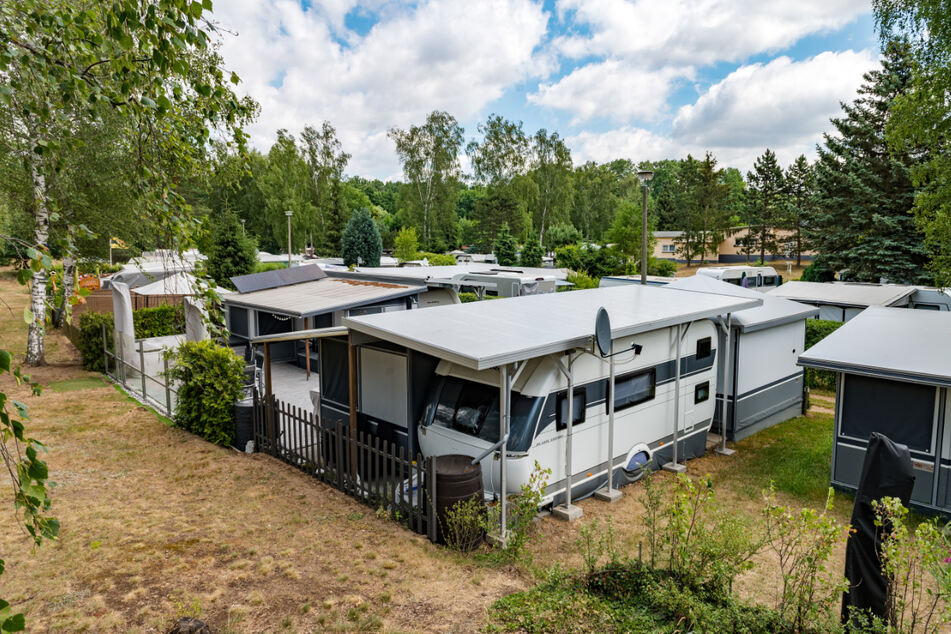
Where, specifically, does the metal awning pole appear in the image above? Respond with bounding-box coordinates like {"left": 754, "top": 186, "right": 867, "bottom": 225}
{"left": 499, "top": 364, "right": 510, "bottom": 544}
{"left": 553, "top": 353, "right": 582, "bottom": 520}
{"left": 717, "top": 314, "right": 736, "bottom": 456}
{"left": 663, "top": 323, "right": 686, "bottom": 473}
{"left": 595, "top": 341, "right": 621, "bottom": 502}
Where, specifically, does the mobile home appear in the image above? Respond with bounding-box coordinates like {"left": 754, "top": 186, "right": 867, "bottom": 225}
{"left": 696, "top": 265, "right": 781, "bottom": 290}
{"left": 341, "top": 285, "right": 759, "bottom": 508}
{"left": 798, "top": 307, "right": 951, "bottom": 514}
{"left": 768, "top": 281, "right": 916, "bottom": 321}
{"left": 664, "top": 275, "right": 818, "bottom": 441}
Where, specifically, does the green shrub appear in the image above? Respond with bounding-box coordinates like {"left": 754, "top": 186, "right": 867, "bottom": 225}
{"left": 253, "top": 262, "right": 287, "bottom": 273}
{"left": 442, "top": 495, "right": 485, "bottom": 552}
{"left": 518, "top": 241, "right": 544, "bottom": 268}
{"left": 800, "top": 262, "right": 835, "bottom": 282}
{"left": 805, "top": 320, "right": 844, "bottom": 390}
{"left": 77, "top": 305, "right": 185, "bottom": 371}
{"left": 563, "top": 271, "right": 599, "bottom": 290}
{"left": 77, "top": 259, "right": 122, "bottom": 276}
{"left": 458, "top": 292, "right": 479, "bottom": 303}
{"left": 166, "top": 340, "right": 244, "bottom": 446}
{"left": 554, "top": 244, "right": 625, "bottom": 278}
{"left": 394, "top": 227, "right": 420, "bottom": 263}
{"left": 420, "top": 252, "right": 456, "bottom": 266}
{"left": 649, "top": 258, "right": 678, "bottom": 277}
{"left": 78, "top": 312, "right": 115, "bottom": 372}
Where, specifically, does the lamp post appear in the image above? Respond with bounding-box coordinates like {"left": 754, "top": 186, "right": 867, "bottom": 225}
{"left": 240, "top": 219, "right": 246, "bottom": 236}
{"left": 636, "top": 170, "right": 654, "bottom": 285}
{"left": 285, "top": 210, "right": 293, "bottom": 268}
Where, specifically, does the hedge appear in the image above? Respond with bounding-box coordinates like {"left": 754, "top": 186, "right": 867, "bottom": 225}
{"left": 77, "top": 304, "right": 186, "bottom": 372}
{"left": 165, "top": 340, "right": 244, "bottom": 446}
{"left": 804, "top": 319, "right": 844, "bottom": 391}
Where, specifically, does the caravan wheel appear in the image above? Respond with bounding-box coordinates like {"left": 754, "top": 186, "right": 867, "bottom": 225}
{"left": 619, "top": 445, "right": 652, "bottom": 486}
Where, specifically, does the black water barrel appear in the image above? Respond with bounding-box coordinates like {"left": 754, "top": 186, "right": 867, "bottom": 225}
{"left": 434, "top": 454, "right": 484, "bottom": 549}
{"left": 233, "top": 399, "right": 254, "bottom": 451}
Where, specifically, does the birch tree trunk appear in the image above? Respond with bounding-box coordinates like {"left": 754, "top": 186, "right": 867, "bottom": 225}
{"left": 26, "top": 156, "right": 49, "bottom": 366}
{"left": 52, "top": 255, "right": 75, "bottom": 328}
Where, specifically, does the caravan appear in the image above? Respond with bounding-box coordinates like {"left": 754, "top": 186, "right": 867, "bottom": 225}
{"left": 697, "top": 265, "right": 781, "bottom": 290}
{"left": 342, "top": 285, "right": 759, "bottom": 507}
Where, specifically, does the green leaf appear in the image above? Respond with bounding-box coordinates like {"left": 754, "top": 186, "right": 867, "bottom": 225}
{"left": 141, "top": 96, "right": 156, "bottom": 108}
{"left": 203, "top": 0, "right": 213, "bottom": 9}
{"left": 16, "top": 269, "right": 33, "bottom": 285}
{"left": 0, "top": 350, "right": 9, "bottom": 372}
{"left": 118, "top": 32, "right": 133, "bottom": 50}
{"left": 2, "top": 613, "right": 25, "bottom": 632}
{"left": 22, "top": 307, "right": 33, "bottom": 326}
{"left": 189, "top": 2, "right": 204, "bottom": 19}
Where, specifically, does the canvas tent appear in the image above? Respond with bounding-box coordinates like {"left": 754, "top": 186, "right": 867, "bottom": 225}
{"left": 798, "top": 307, "right": 951, "bottom": 514}
{"left": 664, "top": 275, "right": 819, "bottom": 441}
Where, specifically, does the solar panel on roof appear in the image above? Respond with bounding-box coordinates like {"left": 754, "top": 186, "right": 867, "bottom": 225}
{"left": 230, "top": 264, "right": 326, "bottom": 294}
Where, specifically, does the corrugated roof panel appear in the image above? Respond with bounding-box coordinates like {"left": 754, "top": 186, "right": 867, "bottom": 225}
{"left": 798, "top": 306, "right": 951, "bottom": 386}
{"left": 345, "top": 285, "right": 760, "bottom": 370}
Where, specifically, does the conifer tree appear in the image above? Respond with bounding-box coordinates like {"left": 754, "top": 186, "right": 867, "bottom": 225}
{"left": 783, "top": 155, "right": 815, "bottom": 267}
{"left": 208, "top": 211, "right": 258, "bottom": 288}
{"left": 341, "top": 208, "right": 382, "bottom": 267}
{"left": 745, "top": 149, "right": 786, "bottom": 264}
{"left": 493, "top": 223, "right": 518, "bottom": 266}
{"left": 810, "top": 41, "right": 931, "bottom": 283}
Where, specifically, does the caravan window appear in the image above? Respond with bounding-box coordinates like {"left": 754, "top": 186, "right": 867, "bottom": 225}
{"left": 428, "top": 377, "right": 543, "bottom": 449}
{"left": 696, "top": 337, "right": 712, "bottom": 360}
{"left": 611, "top": 369, "right": 656, "bottom": 413}
{"left": 762, "top": 276, "right": 777, "bottom": 286}
{"left": 695, "top": 381, "right": 710, "bottom": 403}
{"left": 840, "top": 375, "right": 935, "bottom": 453}
{"left": 556, "top": 391, "right": 586, "bottom": 430}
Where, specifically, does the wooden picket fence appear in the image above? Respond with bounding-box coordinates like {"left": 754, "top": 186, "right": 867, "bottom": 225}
{"left": 252, "top": 393, "right": 436, "bottom": 541}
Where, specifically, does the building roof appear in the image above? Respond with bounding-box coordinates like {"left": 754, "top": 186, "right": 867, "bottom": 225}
{"left": 345, "top": 285, "right": 760, "bottom": 371}
{"left": 347, "top": 264, "right": 569, "bottom": 282}
{"left": 767, "top": 281, "right": 916, "bottom": 308}
{"left": 798, "top": 307, "right": 951, "bottom": 387}
{"left": 653, "top": 231, "right": 684, "bottom": 238}
{"left": 665, "top": 275, "right": 818, "bottom": 333}
{"left": 223, "top": 277, "right": 423, "bottom": 318}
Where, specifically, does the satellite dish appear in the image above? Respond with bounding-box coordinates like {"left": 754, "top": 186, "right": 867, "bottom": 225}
{"left": 595, "top": 307, "right": 611, "bottom": 357}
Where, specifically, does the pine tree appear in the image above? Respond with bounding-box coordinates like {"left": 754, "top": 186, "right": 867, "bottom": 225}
{"left": 745, "top": 149, "right": 786, "bottom": 263}
{"left": 783, "top": 155, "right": 815, "bottom": 267}
{"left": 493, "top": 223, "right": 518, "bottom": 266}
{"left": 341, "top": 207, "right": 382, "bottom": 267}
{"left": 207, "top": 211, "right": 258, "bottom": 288}
{"left": 519, "top": 241, "right": 544, "bottom": 267}
{"left": 810, "top": 41, "right": 931, "bottom": 284}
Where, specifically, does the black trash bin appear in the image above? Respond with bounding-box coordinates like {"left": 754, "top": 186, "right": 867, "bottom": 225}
{"left": 233, "top": 399, "right": 254, "bottom": 451}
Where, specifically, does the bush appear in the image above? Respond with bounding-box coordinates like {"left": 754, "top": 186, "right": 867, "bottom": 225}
{"left": 77, "top": 305, "right": 185, "bottom": 371}
{"left": 77, "top": 259, "right": 122, "bottom": 276}
{"left": 801, "top": 262, "right": 835, "bottom": 282}
{"left": 493, "top": 223, "right": 518, "bottom": 267}
{"left": 519, "top": 241, "right": 544, "bottom": 268}
{"left": 442, "top": 495, "right": 485, "bottom": 552}
{"left": 554, "top": 244, "right": 625, "bottom": 278}
{"left": 649, "top": 258, "right": 678, "bottom": 277}
{"left": 165, "top": 341, "right": 245, "bottom": 446}
{"left": 419, "top": 252, "right": 456, "bottom": 266}
{"left": 805, "top": 320, "right": 844, "bottom": 390}
{"left": 564, "top": 271, "right": 599, "bottom": 290}
{"left": 394, "top": 227, "right": 420, "bottom": 263}
{"left": 253, "top": 261, "right": 287, "bottom": 273}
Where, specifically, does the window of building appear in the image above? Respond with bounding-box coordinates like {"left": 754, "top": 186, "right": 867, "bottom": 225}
{"left": 695, "top": 381, "right": 710, "bottom": 404}
{"left": 662, "top": 244, "right": 676, "bottom": 253}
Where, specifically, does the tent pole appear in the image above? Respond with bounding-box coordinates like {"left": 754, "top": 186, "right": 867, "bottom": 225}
{"left": 595, "top": 341, "right": 621, "bottom": 502}
{"left": 554, "top": 353, "right": 582, "bottom": 520}
{"left": 499, "top": 364, "right": 509, "bottom": 545}
{"left": 664, "top": 323, "right": 686, "bottom": 473}
{"left": 717, "top": 314, "right": 736, "bottom": 456}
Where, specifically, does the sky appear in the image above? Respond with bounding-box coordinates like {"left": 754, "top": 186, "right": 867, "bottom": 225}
{"left": 211, "top": 0, "right": 880, "bottom": 181}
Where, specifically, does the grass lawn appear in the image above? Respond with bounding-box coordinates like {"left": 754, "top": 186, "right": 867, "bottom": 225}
{"left": 0, "top": 266, "right": 861, "bottom": 632}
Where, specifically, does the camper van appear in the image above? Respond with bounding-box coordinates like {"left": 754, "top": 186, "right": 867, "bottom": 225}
{"left": 416, "top": 324, "right": 720, "bottom": 504}
{"left": 343, "top": 285, "right": 758, "bottom": 506}
{"left": 697, "top": 265, "right": 780, "bottom": 290}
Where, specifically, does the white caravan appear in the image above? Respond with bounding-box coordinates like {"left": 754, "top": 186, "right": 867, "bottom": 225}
{"left": 697, "top": 265, "right": 781, "bottom": 290}
{"left": 344, "top": 285, "right": 759, "bottom": 507}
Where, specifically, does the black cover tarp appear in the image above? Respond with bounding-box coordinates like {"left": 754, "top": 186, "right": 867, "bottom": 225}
{"left": 841, "top": 432, "right": 915, "bottom": 624}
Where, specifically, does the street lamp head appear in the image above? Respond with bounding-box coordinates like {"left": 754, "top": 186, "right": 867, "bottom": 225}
{"left": 636, "top": 170, "right": 654, "bottom": 183}
{"left": 285, "top": 209, "right": 294, "bottom": 217}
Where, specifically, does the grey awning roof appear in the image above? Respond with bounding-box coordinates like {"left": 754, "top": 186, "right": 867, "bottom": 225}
{"left": 665, "top": 275, "right": 818, "bottom": 332}
{"left": 224, "top": 277, "right": 422, "bottom": 318}
{"left": 798, "top": 306, "right": 951, "bottom": 387}
{"left": 767, "top": 281, "right": 916, "bottom": 308}
{"left": 344, "top": 285, "right": 760, "bottom": 370}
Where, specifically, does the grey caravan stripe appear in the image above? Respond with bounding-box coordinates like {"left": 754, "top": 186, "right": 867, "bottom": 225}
{"left": 542, "top": 419, "right": 713, "bottom": 494}
{"left": 735, "top": 371, "right": 804, "bottom": 401}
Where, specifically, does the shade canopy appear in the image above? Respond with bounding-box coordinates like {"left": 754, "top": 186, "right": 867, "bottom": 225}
{"left": 345, "top": 285, "right": 760, "bottom": 370}
{"left": 665, "top": 275, "right": 818, "bottom": 332}
{"left": 798, "top": 306, "right": 951, "bottom": 387}
{"left": 768, "top": 281, "right": 916, "bottom": 308}
{"left": 224, "top": 277, "right": 422, "bottom": 319}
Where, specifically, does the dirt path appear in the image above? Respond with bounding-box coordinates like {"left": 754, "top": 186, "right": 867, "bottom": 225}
{"left": 0, "top": 271, "right": 526, "bottom": 633}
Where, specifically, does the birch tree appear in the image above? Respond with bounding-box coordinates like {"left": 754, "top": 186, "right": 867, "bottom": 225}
{"left": 530, "top": 129, "right": 573, "bottom": 246}
{"left": 301, "top": 122, "right": 350, "bottom": 252}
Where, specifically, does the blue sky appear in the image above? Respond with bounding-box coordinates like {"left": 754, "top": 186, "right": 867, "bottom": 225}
{"left": 214, "top": 0, "right": 879, "bottom": 180}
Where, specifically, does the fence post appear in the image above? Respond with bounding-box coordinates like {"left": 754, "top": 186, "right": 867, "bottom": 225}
{"left": 163, "top": 355, "right": 172, "bottom": 415}
{"left": 427, "top": 457, "right": 438, "bottom": 543}
{"left": 101, "top": 323, "right": 109, "bottom": 376}
{"left": 138, "top": 339, "right": 147, "bottom": 398}
{"left": 268, "top": 396, "right": 278, "bottom": 457}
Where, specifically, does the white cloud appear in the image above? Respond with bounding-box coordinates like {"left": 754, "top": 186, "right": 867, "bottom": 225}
{"left": 567, "top": 49, "right": 879, "bottom": 173}
{"left": 553, "top": 0, "right": 869, "bottom": 67}
{"left": 672, "top": 50, "right": 878, "bottom": 148}
{"left": 213, "top": 0, "right": 549, "bottom": 178}
{"left": 528, "top": 61, "right": 692, "bottom": 124}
